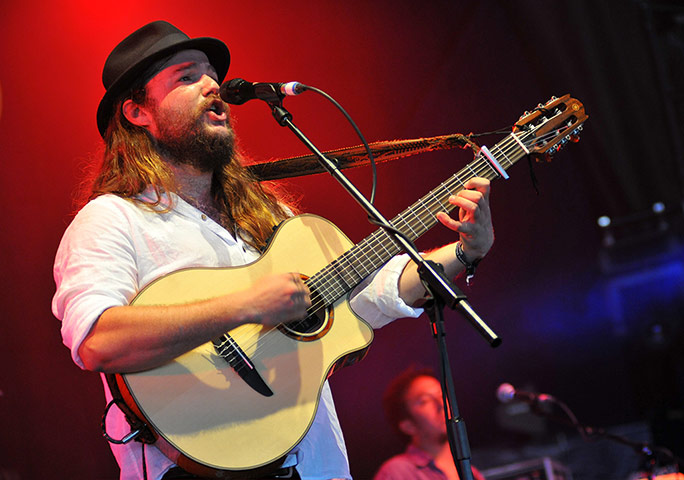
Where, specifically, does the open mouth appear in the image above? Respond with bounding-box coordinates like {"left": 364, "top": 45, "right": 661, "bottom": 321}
{"left": 207, "top": 100, "right": 227, "bottom": 121}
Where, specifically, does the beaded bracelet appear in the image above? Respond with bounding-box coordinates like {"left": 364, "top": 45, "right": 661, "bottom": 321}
{"left": 455, "top": 241, "right": 481, "bottom": 286}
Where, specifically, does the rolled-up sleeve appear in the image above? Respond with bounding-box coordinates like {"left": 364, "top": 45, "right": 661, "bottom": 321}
{"left": 52, "top": 199, "right": 139, "bottom": 369}
{"left": 349, "top": 253, "right": 423, "bottom": 329}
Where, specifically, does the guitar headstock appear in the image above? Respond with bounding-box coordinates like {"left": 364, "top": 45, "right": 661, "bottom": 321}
{"left": 513, "top": 94, "right": 588, "bottom": 161}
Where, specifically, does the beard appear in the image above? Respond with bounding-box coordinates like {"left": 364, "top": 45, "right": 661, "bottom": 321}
{"left": 153, "top": 97, "right": 235, "bottom": 173}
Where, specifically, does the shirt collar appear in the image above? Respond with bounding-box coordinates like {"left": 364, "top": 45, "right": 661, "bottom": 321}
{"left": 135, "top": 186, "right": 242, "bottom": 246}
{"left": 404, "top": 444, "right": 435, "bottom": 469}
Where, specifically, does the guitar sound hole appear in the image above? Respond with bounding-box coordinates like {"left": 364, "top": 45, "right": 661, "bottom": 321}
{"left": 279, "top": 299, "right": 332, "bottom": 341}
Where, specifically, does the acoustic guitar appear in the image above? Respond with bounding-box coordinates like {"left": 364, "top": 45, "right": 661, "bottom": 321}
{"left": 107, "top": 95, "right": 588, "bottom": 477}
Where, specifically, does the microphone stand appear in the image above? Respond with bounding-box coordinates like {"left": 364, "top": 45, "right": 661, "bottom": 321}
{"left": 265, "top": 98, "right": 501, "bottom": 480}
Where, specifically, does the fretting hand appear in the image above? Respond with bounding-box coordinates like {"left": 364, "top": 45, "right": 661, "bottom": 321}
{"left": 435, "top": 177, "right": 494, "bottom": 262}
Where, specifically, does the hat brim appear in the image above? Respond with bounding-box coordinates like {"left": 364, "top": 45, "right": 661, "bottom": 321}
{"left": 96, "top": 36, "right": 230, "bottom": 137}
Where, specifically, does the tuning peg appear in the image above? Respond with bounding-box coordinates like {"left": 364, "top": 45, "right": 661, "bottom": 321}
{"left": 546, "top": 96, "right": 558, "bottom": 104}
{"left": 569, "top": 126, "right": 583, "bottom": 143}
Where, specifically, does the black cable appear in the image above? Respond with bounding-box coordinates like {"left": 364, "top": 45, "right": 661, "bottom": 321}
{"left": 298, "top": 85, "right": 378, "bottom": 205}
{"left": 142, "top": 443, "right": 148, "bottom": 480}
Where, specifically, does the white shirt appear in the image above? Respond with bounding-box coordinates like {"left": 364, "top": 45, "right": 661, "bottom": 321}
{"left": 52, "top": 192, "right": 422, "bottom": 480}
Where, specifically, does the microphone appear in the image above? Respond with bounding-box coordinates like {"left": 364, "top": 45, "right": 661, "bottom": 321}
{"left": 496, "top": 383, "right": 555, "bottom": 405}
{"left": 220, "top": 78, "right": 305, "bottom": 105}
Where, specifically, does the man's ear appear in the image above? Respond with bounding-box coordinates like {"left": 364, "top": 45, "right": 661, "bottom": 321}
{"left": 398, "top": 419, "right": 417, "bottom": 437}
{"left": 122, "top": 99, "right": 152, "bottom": 128}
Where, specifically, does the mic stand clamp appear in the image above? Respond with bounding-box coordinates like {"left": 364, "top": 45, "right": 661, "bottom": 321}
{"left": 265, "top": 98, "right": 502, "bottom": 480}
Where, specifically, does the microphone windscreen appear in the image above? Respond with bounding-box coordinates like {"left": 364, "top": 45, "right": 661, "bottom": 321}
{"left": 220, "top": 78, "right": 252, "bottom": 105}
{"left": 496, "top": 383, "right": 516, "bottom": 403}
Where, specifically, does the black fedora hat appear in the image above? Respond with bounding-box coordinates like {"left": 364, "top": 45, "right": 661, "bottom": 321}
{"left": 96, "top": 20, "right": 230, "bottom": 137}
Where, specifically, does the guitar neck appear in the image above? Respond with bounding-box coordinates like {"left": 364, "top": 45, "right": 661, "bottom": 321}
{"left": 307, "top": 131, "right": 530, "bottom": 305}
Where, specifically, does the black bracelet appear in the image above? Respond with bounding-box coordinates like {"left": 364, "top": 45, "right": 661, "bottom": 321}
{"left": 455, "top": 241, "right": 481, "bottom": 286}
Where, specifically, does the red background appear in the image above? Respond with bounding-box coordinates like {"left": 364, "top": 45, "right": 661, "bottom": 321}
{"left": 1, "top": 1, "right": 683, "bottom": 478}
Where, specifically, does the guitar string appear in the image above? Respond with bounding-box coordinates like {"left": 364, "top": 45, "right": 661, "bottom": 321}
{"left": 216, "top": 140, "right": 502, "bottom": 367}
{"left": 223, "top": 127, "right": 565, "bottom": 372}
{"left": 217, "top": 150, "right": 502, "bottom": 367}
{"left": 219, "top": 125, "right": 571, "bottom": 370}
{"left": 302, "top": 129, "right": 532, "bottom": 296}
{"left": 302, "top": 121, "right": 570, "bottom": 304}
{"left": 218, "top": 126, "right": 560, "bottom": 369}
{"left": 299, "top": 127, "right": 553, "bottom": 306}
{"left": 321, "top": 124, "right": 576, "bottom": 305}
{"left": 298, "top": 106, "right": 578, "bottom": 313}
{"left": 221, "top": 126, "right": 561, "bottom": 370}
{"left": 212, "top": 149, "right": 493, "bottom": 367}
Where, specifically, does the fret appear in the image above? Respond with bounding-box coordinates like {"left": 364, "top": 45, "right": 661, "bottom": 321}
{"left": 493, "top": 142, "right": 512, "bottom": 169}
{"left": 479, "top": 153, "right": 499, "bottom": 179}
{"left": 492, "top": 144, "right": 510, "bottom": 162}
{"left": 452, "top": 172, "right": 466, "bottom": 188}
{"left": 394, "top": 216, "right": 418, "bottom": 238}
{"left": 429, "top": 188, "right": 449, "bottom": 211}
{"left": 331, "top": 260, "right": 356, "bottom": 291}
{"left": 465, "top": 163, "right": 478, "bottom": 178}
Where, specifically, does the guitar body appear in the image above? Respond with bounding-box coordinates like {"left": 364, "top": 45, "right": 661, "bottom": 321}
{"left": 113, "top": 214, "right": 374, "bottom": 474}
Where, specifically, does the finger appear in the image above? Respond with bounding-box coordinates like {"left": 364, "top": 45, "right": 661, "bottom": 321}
{"left": 450, "top": 195, "right": 479, "bottom": 212}
{"left": 436, "top": 211, "right": 462, "bottom": 232}
{"left": 453, "top": 189, "right": 491, "bottom": 216}
{"left": 449, "top": 194, "right": 483, "bottom": 220}
{"left": 463, "top": 177, "right": 491, "bottom": 199}
{"left": 291, "top": 273, "right": 312, "bottom": 306}
{"left": 437, "top": 208, "right": 486, "bottom": 236}
{"left": 297, "top": 277, "right": 311, "bottom": 296}
{"left": 455, "top": 189, "right": 484, "bottom": 204}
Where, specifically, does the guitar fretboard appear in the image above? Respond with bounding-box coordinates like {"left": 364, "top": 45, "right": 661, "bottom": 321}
{"left": 305, "top": 130, "right": 532, "bottom": 307}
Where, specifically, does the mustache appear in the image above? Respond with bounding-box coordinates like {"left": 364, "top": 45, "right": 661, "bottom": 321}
{"left": 201, "top": 94, "right": 228, "bottom": 115}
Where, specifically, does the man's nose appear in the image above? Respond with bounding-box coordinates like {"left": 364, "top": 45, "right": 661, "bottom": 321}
{"left": 201, "top": 74, "right": 220, "bottom": 96}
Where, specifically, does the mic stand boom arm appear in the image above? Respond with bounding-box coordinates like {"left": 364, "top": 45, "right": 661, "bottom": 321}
{"left": 529, "top": 400, "right": 682, "bottom": 476}
{"left": 267, "top": 100, "right": 501, "bottom": 480}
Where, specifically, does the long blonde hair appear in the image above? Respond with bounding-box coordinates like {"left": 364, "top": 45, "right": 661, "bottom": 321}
{"left": 83, "top": 96, "right": 295, "bottom": 251}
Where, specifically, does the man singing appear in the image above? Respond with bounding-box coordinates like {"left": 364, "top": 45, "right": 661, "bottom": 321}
{"left": 52, "top": 21, "right": 495, "bottom": 480}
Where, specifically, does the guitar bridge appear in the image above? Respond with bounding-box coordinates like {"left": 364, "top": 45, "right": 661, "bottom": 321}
{"left": 212, "top": 334, "right": 273, "bottom": 397}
